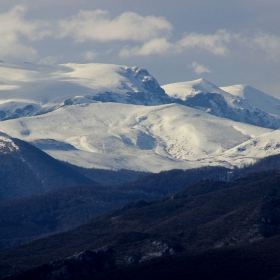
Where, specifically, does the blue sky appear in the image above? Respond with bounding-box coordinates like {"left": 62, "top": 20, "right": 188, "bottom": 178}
{"left": 1, "top": 0, "right": 280, "bottom": 97}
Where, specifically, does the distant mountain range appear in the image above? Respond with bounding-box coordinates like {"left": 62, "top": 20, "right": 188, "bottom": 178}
{"left": 0, "top": 61, "right": 280, "bottom": 172}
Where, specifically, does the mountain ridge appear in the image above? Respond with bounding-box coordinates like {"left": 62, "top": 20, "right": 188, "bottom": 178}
{"left": 162, "top": 79, "right": 280, "bottom": 129}
{"left": 0, "top": 62, "right": 280, "bottom": 171}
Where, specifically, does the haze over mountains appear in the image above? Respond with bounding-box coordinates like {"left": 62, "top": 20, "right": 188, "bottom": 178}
{"left": 0, "top": 61, "right": 280, "bottom": 172}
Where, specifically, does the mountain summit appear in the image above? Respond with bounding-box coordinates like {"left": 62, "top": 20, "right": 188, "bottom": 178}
{"left": 163, "top": 79, "right": 280, "bottom": 129}
{"left": 0, "top": 62, "right": 170, "bottom": 120}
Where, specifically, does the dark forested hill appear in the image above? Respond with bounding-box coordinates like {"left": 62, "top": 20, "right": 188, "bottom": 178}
{"left": 0, "top": 135, "right": 94, "bottom": 201}
{"left": 0, "top": 166, "right": 231, "bottom": 249}
{"left": 1, "top": 170, "right": 280, "bottom": 279}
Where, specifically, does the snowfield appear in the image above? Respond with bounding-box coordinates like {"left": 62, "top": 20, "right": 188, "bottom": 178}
{"left": 0, "top": 102, "right": 271, "bottom": 172}
{"left": 0, "top": 61, "right": 279, "bottom": 172}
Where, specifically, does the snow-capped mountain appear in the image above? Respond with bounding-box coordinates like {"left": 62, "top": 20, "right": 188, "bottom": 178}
{"left": 220, "top": 84, "right": 280, "bottom": 116}
{"left": 162, "top": 79, "right": 280, "bottom": 129}
{"left": 0, "top": 61, "right": 280, "bottom": 172}
{"left": 0, "top": 102, "right": 271, "bottom": 172}
{"left": 0, "top": 62, "right": 170, "bottom": 120}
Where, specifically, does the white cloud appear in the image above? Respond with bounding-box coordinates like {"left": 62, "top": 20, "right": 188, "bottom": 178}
{"left": 2, "top": 5, "right": 280, "bottom": 68}
{"left": 177, "top": 30, "right": 232, "bottom": 56}
{"left": 190, "top": 62, "right": 211, "bottom": 74}
{"left": 0, "top": 5, "right": 51, "bottom": 61}
{"left": 119, "top": 38, "right": 173, "bottom": 57}
{"left": 58, "top": 9, "right": 172, "bottom": 43}
{"left": 80, "top": 51, "right": 98, "bottom": 61}
{"left": 119, "top": 30, "right": 234, "bottom": 58}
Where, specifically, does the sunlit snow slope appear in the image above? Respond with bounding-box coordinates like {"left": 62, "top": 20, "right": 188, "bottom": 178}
{"left": 0, "top": 102, "right": 271, "bottom": 172}
{"left": 205, "top": 129, "right": 280, "bottom": 167}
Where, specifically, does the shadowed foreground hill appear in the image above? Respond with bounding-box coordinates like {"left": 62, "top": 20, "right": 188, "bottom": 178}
{"left": 0, "top": 135, "right": 94, "bottom": 201}
{"left": 0, "top": 166, "right": 230, "bottom": 248}
{"left": 88, "top": 236, "right": 280, "bottom": 280}
{"left": 1, "top": 170, "right": 280, "bottom": 279}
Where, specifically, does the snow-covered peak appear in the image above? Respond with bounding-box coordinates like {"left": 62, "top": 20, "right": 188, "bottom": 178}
{"left": 162, "top": 78, "right": 280, "bottom": 129}
{"left": 59, "top": 63, "right": 165, "bottom": 97}
{"left": 0, "top": 62, "right": 169, "bottom": 120}
{"left": 162, "top": 78, "right": 227, "bottom": 101}
{"left": 0, "top": 62, "right": 166, "bottom": 102}
{"left": 220, "top": 84, "right": 280, "bottom": 116}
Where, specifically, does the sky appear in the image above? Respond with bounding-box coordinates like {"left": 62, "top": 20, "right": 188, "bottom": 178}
{"left": 1, "top": 0, "right": 280, "bottom": 97}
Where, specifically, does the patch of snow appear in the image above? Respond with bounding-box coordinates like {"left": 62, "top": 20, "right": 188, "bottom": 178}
{"left": 0, "top": 135, "right": 19, "bottom": 153}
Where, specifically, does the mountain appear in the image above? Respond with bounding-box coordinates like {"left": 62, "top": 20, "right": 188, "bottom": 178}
{"left": 162, "top": 78, "right": 280, "bottom": 129}
{"left": 0, "top": 62, "right": 170, "bottom": 121}
{"left": 1, "top": 170, "right": 280, "bottom": 279}
{"left": 0, "top": 62, "right": 280, "bottom": 171}
{"left": 220, "top": 84, "right": 280, "bottom": 116}
{"left": 0, "top": 166, "right": 230, "bottom": 248}
{"left": 0, "top": 133, "right": 96, "bottom": 201}
{"left": 2, "top": 153, "right": 280, "bottom": 250}
{"left": 0, "top": 102, "right": 270, "bottom": 171}
{"left": 162, "top": 78, "right": 226, "bottom": 100}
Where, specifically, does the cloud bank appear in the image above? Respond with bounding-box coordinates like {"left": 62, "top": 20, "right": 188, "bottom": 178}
{"left": 58, "top": 9, "right": 172, "bottom": 42}
{"left": 1, "top": 5, "right": 280, "bottom": 65}
{"left": 0, "top": 5, "right": 51, "bottom": 61}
